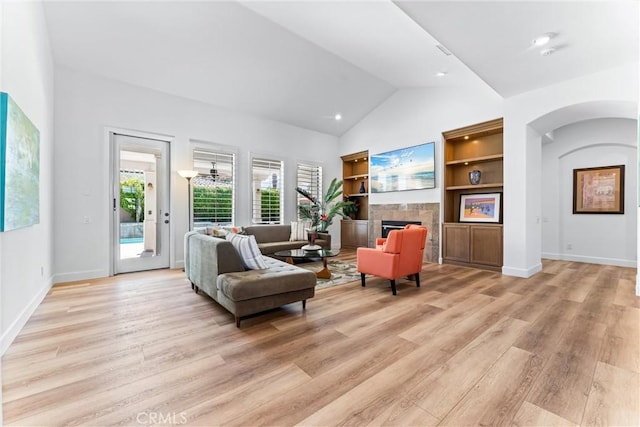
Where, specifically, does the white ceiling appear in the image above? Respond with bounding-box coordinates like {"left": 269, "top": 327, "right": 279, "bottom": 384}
{"left": 396, "top": 1, "right": 639, "bottom": 97}
{"left": 43, "top": 1, "right": 638, "bottom": 136}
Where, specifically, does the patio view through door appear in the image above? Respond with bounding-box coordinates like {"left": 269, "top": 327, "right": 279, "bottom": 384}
{"left": 112, "top": 133, "right": 170, "bottom": 274}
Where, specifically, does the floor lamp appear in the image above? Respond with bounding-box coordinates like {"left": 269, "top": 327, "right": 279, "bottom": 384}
{"left": 178, "top": 170, "right": 198, "bottom": 231}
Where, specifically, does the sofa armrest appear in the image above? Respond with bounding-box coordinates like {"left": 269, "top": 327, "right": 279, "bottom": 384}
{"left": 185, "top": 232, "right": 245, "bottom": 297}
{"left": 317, "top": 232, "right": 331, "bottom": 248}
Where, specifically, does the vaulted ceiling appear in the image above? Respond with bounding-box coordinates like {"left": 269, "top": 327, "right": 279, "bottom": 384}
{"left": 43, "top": 1, "right": 638, "bottom": 136}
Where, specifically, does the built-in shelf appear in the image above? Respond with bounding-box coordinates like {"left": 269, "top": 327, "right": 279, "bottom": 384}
{"left": 445, "top": 182, "right": 504, "bottom": 191}
{"left": 344, "top": 173, "right": 369, "bottom": 180}
{"left": 445, "top": 154, "right": 504, "bottom": 166}
{"left": 341, "top": 150, "right": 369, "bottom": 248}
{"left": 442, "top": 118, "right": 504, "bottom": 270}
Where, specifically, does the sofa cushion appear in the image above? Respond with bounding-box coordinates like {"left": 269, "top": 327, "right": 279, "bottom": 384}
{"left": 225, "top": 233, "right": 268, "bottom": 270}
{"left": 244, "top": 225, "right": 292, "bottom": 244}
{"left": 218, "top": 256, "right": 316, "bottom": 301}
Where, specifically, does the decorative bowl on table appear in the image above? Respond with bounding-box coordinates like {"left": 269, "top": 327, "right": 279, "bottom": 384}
{"left": 301, "top": 244, "right": 322, "bottom": 251}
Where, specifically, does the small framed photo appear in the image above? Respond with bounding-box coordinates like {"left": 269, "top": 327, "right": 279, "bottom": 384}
{"left": 459, "top": 193, "right": 502, "bottom": 223}
{"left": 573, "top": 165, "right": 625, "bottom": 214}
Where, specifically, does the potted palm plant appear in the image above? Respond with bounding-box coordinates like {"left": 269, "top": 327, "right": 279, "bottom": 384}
{"left": 296, "top": 178, "right": 354, "bottom": 233}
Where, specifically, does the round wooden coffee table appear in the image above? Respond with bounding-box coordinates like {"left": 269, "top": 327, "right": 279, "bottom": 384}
{"left": 274, "top": 249, "right": 340, "bottom": 279}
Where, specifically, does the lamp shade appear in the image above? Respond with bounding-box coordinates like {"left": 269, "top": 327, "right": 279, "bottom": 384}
{"left": 178, "top": 170, "right": 198, "bottom": 179}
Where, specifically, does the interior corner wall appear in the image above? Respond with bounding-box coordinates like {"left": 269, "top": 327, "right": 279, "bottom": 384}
{"left": 503, "top": 63, "right": 638, "bottom": 277}
{"left": 53, "top": 66, "right": 340, "bottom": 283}
{"left": 338, "top": 86, "right": 503, "bottom": 206}
{"left": 541, "top": 118, "right": 637, "bottom": 267}
{"left": 0, "top": 1, "right": 55, "bottom": 356}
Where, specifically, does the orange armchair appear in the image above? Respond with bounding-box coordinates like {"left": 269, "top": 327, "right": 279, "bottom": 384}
{"left": 375, "top": 224, "right": 425, "bottom": 249}
{"left": 357, "top": 226, "right": 428, "bottom": 295}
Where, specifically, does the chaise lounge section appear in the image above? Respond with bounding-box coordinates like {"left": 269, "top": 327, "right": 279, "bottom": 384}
{"left": 184, "top": 231, "right": 316, "bottom": 326}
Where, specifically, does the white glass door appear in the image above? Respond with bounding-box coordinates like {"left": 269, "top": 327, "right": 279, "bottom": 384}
{"left": 112, "top": 133, "right": 170, "bottom": 274}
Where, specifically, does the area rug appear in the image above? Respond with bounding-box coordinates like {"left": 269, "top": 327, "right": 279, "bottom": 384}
{"left": 299, "top": 260, "right": 360, "bottom": 290}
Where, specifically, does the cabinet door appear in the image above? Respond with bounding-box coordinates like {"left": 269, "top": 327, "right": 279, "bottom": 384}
{"left": 354, "top": 220, "right": 369, "bottom": 247}
{"left": 341, "top": 220, "right": 368, "bottom": 248}
{"left": 470, "top": 225, "right": 503, "bottom": 266}
{"left": 341, "top": 221, "right": 356, "bottom": 248}
{"left": 442, "top": 224, "right": 470, "bottom": 262}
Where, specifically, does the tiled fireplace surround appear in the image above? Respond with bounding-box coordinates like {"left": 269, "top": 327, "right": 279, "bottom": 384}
{"left": 368, "top": 203, "right": 440, "bottom": 263}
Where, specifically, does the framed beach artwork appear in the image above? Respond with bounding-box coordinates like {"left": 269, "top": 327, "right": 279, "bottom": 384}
{"left": 0, "top": 92, "right": 40, "bottom": 231}
{"left": 459, "top": 193, "right": 501, "bottom": 223}
{"left": 573, "top": 165, "right": 624, "bottom": 214}
{"left": 370, "top": 142, "right": 435, "bottom": 193}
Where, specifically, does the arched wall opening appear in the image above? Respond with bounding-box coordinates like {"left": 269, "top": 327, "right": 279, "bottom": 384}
{"left": 527, "top": 101, "right": 637, "bottom": 268}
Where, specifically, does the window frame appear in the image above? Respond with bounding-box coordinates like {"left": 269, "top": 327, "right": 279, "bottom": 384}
{"left": 295, "top": 161, "right": 323, "bottom": 222}
{"left": 250, "top": 154, "right": 284, "bottom": 225}
{"left": 190, "top": 143, "right": 237, "bottom": 227}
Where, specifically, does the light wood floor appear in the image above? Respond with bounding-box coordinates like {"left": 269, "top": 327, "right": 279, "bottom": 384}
{"left": 3, "top": 251, "right": 639, "bottom": 426}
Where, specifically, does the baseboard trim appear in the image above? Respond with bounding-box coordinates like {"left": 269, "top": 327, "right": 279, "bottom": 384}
{"left": 542, "top": 253, "right": 636, "bottom": 268}
{"left": 1, "top": 276, "right": 53, "bottom": 356}
{"left": 636, "top": 273, "right": 640, "bottom": 297}
{"left": 53, "top": 268, "right": 108, "bottom": 284}
{"left": 502, "top": 263, "right": 542, "bottom": 278}
{"left": 541, "top": 252, "right": 561, "bottom": 260}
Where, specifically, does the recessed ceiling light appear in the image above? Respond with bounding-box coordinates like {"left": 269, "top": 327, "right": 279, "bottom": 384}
{"left": 464, "top": 136, "right": 469, "bottom": 140}
{"left": 334, "top": 113, "right": 342, "bottom": 121}
{"left": 532, "top": 32, "right": 556, "bottom": 47}
{"left": 436, "top": 71, "right": 448, "bottom": 77}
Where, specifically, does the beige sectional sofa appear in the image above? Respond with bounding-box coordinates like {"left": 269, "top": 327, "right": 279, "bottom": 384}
{"left": 184, "top": 231, "right": 316, "bottom": 326}
{"left": 243, "top": 224, "right": 331, "bottom": 255}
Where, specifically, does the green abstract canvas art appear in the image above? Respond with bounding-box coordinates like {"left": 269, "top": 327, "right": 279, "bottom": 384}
{"left": 0, "top": 92, "right": 40, "bottom": 231}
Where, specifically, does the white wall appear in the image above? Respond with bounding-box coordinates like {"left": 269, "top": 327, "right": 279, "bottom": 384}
{"left": 339, "top": 86, "right": 503, "bottom": 208}
{"left": 503, "top": 63, "right": 638, "bottom": 277}
{"left": 0, "top": 1, "right": 55, "bottom": 358}
{"left": 542, "top": 118, "right": 637, "bottom": 267}
{"left": 53, "top": 66, "right": 340, "bottom": 283}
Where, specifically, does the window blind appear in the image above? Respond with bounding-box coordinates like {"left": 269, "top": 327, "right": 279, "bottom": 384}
{"left": 296, "top": 163, "right": 322, "bottom": 220}
{"left": 192, "top": 150, "right": 235, "bottom": 226}
{"left": 251, "top": 157, "right": 282, "bottom": 224}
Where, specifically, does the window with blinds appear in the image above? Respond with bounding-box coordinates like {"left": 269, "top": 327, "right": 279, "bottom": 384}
{"left": 296, "top": 163, "right": 322, "bottom": 220}
{"left": 251, "top": 157, "right": 283, "bottom": 224}
{"left": 192, "top": 149, "right": 235, "bottom": 226}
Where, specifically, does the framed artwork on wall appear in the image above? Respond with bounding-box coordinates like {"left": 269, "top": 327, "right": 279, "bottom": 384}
{"left": 370, "top": 142, "right": 435, "bottom": 193}
{"left": 573, "top": 165, "right": 624, "bottom": 214}
{"left": 459, "top": 192, "right": 502, "bottom": 223}
{"left": 0, "top": 92, "right": 40, "bottom": 231}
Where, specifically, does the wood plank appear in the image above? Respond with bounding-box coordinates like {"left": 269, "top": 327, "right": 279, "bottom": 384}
{"left": 581, "top": 362, "right": 640, "bottom": 426}
{"left": 406, "top": 316, "right": 530, "bottom": 419}
{"left": 527, "top": 317, "right": 607, "bottom": 424}
{"left": 440, "top": 346, "right": 544, "bottom": 426}
{"left": 614, "top": 278, "right": 640, "bottom": 308}
{"left": 226, "top": 336, "right": 419, "bottom": 427}
{"left": 599, "top": 305, "right": 640, "bottom": 373}
{"left": 399, "top": 293, "right": 495, "bottom": 344}
{"left": 513, "top": 298, "right": 581, "bottom": 358}
{"left": 365, "top": 396, "right": 439, "bottom": 426}
{"left": 512, "top": 401, "right": 578, "bottom": 427}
